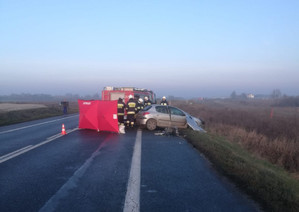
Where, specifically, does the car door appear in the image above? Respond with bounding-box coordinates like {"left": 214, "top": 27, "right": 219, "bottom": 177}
{"left": 155, "top": 106, "right": 171, "bottom": 127}
{"left": 168, "top": 106, "right": 187, "bottom": 127}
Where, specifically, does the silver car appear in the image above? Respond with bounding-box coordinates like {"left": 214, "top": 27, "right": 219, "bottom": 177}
{"left": 136, "top": 104, "right": 188, "bottom": 130}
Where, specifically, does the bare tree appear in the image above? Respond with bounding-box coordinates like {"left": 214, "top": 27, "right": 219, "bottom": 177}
{"left": 271, "top": 89, "right": 282, "bottom": 99}
{"left": 230, "top": 91, "right": 237, "bottom": 99}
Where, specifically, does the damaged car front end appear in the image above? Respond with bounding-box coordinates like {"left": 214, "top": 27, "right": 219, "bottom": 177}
{"left": 136, "top": 104, "right": 205, "bottom": 132}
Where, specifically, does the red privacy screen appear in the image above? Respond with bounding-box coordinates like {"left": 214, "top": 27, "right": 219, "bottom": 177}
{"left": 78, "top": 100, "right": 119, "bottom": 133}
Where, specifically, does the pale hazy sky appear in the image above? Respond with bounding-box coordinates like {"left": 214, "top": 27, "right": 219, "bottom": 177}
{"left": 1, "top": 0, "right": 299, "bottom": 98}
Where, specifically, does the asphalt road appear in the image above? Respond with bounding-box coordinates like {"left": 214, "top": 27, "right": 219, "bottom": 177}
{"left": 0, "top": 115, "right": 260, "bottom": 212}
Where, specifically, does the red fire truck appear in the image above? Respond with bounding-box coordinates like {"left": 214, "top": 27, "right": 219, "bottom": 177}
{"left": 101, "top": 86, "right": 156, "bottom": 104}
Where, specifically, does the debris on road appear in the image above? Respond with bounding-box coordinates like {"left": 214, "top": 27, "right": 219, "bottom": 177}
{"left": 119, "top": 125, "right": 125, "bottom": 134}
{"left": 154, "top": 127, "right": 179, "bottom": 136}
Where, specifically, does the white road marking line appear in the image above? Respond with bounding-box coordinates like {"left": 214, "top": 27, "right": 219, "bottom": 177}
{"left": 0, "top": 128, "right": 79, "bottom": 164}
{"left": 0, "top": 145, "right": 33, "bottom": 161}
{"left": 66, "top": 128, "right": 79, "bottom": 134}
{"left": 123, "top": 129, "right": 142, "bottom": 212}
{"left": 47, "top": 134, "right": 61, "bottom": 140}
{"left": 0, "top": 114, "right": 79, "bottom": 135}
{"left": 39, "top": 135, "right": 110, "bottom": 212}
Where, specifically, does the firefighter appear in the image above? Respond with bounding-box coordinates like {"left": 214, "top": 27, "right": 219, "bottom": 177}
{"left": 117, "top": 98, "right": 125, "bottom": 125}
{"left": 136, "top": 98, "right": 144, "bottom": 113}
{"left": 126, "top": 95, "right": 137, "bottom": 127}
{"left": 160, "top": 96, "right": 169, "bottom": 106}
{"left": 144, "top": 96, "right": 152, "bottom": 106}
{"left": 134, "top": 95, "right": 140, "bottom": 104}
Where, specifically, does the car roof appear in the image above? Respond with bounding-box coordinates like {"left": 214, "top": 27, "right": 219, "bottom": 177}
{"left": 150, "top": 104, "right": 181, "bottom": 110}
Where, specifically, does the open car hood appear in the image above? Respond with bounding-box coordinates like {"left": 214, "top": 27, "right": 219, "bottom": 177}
{"left": 184, "top": 113, "right": 206, "bottom": 132}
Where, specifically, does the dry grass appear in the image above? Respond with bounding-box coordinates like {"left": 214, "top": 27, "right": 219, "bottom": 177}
{"left": 0, "top": 102, "right": 79, "bottom": 126}
{"left": 209, "top": 123, "right": 299, "bottom": 172}
{"left": 183, "top": 129, "right": 299, "bottom": 212}
{"left": 173, "top": 99, "right": 299, "bottom": 172}
{"left": 0, "top": 103, "right": 47, "bottom": 112}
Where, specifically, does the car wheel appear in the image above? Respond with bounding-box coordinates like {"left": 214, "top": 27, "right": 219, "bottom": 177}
{"left": 146, "top": 119, "right": 157, "bottom": 131}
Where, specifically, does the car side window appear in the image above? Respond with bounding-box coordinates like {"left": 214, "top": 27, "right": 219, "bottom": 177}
{"left": 155, "top": 106, "right": 169, "bottom": 114}
{"left": 142, "top": 105, "right": 152, "bottom": 111}
{"left": 169, "top": 107, "right": 185, "bottom": 116}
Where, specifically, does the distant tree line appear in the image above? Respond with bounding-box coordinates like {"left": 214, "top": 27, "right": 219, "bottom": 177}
{"left": 167, "top": 95, "right": 185, "bottom": 101}
{"left": 230, "top": 91, "right": 251, "bottom": 99}
{"left": 271, "top": 89, "right": 282, "bottom": 99}
{"left": 230, "top": 89, "right": 287, "bottom": 100}
{"left": 274, "top": 96, "right": 299, "bottom": 107}
{"left": 0, "top": 93, "right": 100, "bottom": 102}
{"left": 230, "top": 89, "right": 299, "bottom": 107}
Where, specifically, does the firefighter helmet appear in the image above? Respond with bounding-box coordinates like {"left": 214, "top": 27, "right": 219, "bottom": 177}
{"left": 162, "top": 96, "right": 166, "bottom": 99}
{"left": 129, "top": 95, "right": 133, "bottom": 99}
{"left": 139, "top": 98, "right": 143, "bottom": 103}
{"left": 144, "top": 96, "right": 148, "bottom": 100}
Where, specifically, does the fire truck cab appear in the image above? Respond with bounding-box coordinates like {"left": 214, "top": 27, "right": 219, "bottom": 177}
{"left": 101, "top": 86, "right": 156, "bottom": 104}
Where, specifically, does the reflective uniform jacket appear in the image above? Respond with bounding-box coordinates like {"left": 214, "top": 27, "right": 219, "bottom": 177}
{"left": 126, "top": 98, "right": 137, "bottom": 115}
{"left": 144, "top": 100, "right": 152, "bottom": 107}
{"left": 136, "top": 102, "right": 144, "bottom": 113}
{"left": 117, "top": 100, "right": 125, "bottom": 115}
{"left": 160, "top": 100, "right": 169, "bottom": 106}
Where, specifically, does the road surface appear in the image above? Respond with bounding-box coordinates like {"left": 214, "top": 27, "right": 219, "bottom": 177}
{"left": 0, "top": 115, "right": 260, "bottom": 211}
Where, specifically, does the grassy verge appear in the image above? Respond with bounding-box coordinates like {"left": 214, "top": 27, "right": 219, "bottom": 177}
{"left": 182, "top": 129, "right": 299, "bottom": 212}
{"left": 0, "top": 102, "right": 79, "bottom": 126}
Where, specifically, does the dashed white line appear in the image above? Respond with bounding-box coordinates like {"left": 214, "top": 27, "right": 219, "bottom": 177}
{"left": 39, "top": 134, "right": 111, "bottom": 212}
{"left": 0, "top": 114, "right": 79, "bottom": 135}
{"left": 0, "top": 145, "right": 33, "bottom": 162}
{"left": 123, "top": 129, "right": 142, "bottom": 212}
{"left": 0, "top": 128, "right": 78, "bottom": 164}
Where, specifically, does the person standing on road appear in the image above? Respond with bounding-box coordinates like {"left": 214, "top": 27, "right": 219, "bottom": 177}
{"left": 117, "top": 98, "right": 125, "bottom": 125}
{"left": 61, "top": 101, "right": 69, "bottom": 115}
{"left": 136, "top": 98, "right": 144, "bottom": 113}
{"left": 144, "top": 96, "right": 152, "bottom": 107}
{"left": 126, "top": 95, "right": 137, "bottom": 127}
{"left": 160, "top": 96, "right": 169, "bottom": 106}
